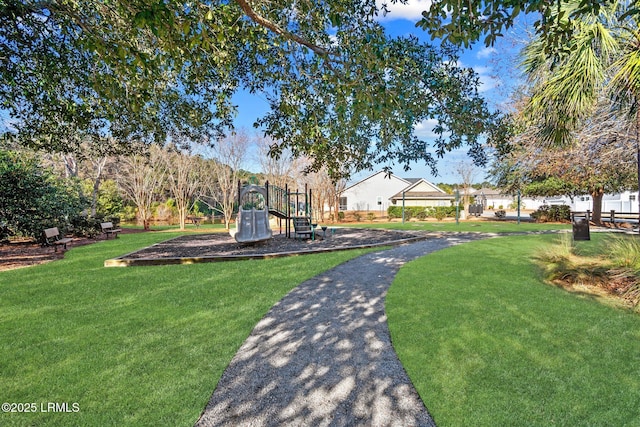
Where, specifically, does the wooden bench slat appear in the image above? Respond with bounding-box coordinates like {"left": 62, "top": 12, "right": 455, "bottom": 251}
{"left": 101, "top": 222, "right": 122, "bottom": 239}
{"left": 43, "top": 227, "right": 72, "bottom": 252}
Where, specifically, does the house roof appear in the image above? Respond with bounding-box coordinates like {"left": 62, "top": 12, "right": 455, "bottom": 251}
{"left": 404, "top": 178, "right": 422, "bottom": 185}
{"left": 341, "top": 170, "right": 411, "bottom": 194}
{"left": 389, "top": 178, "right": 452, "bottom": 200}
{"left": 472, "top": 187, "right": 506, "bottom": 196}
{"left": 391, "top": 192, "right": 455, "bottom": 200}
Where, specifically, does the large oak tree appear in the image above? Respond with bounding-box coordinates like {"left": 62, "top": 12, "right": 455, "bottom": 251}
{"left": 1, "top": 0, "right": 503, "bottom": 179}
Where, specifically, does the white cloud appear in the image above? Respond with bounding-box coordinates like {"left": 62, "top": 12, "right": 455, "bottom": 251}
{"left": 473, "top": 65, "right": 500, "bottom": 93}
{"left": 476, "top": 47, "right": 497, "bottom": 59}
{"left": 413, "top": 118, "right": 439, "bottom": 138}
{"left": 376, "top": 0, "right": 433, "bottom": 22}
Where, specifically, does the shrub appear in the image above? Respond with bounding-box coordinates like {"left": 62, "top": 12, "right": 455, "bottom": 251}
{"left": 530, "top": 205, "right": 571, "bottom": 223}
{"left": 0, "top": 150, "right": 87, "bottom": 242}
{"left": 366, "top": 212, "right": 376, "bottom": 221}
{"left": 337, "top": 211, "right": 345, "bottom": 222}
{"left": 387, "top": 206, "right": 401, "bottom": 218}
{"left": 118, "top": 204, "right": 138, "bottom": 223}
{"left": 434, "top": 208, "right": 447, "bottom": 221}
{"left": 353, "top": 212, "right": 362, "bottom": 222}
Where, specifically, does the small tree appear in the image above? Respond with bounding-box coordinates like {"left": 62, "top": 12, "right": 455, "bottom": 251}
{"left": 118, "top": 147, "right": 165, "bottom": 230}
{"left": 200, "top": 131, "right": 250, "bottom": 230}
{"left": 162, "top": 148, "right": 203, "bottom": 231}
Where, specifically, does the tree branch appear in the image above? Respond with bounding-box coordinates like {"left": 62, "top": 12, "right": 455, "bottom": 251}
{"left": 234, "top": 0, "right": 331, "bottom": 56}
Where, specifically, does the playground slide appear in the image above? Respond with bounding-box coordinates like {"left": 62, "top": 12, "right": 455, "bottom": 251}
{"left": 234, "top": 208, "right": 273, "bottom": 243}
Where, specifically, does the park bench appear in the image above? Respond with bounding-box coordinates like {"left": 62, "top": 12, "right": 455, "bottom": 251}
{"left": 43, "top": 227, "right": 73, "bottom": 252}
{"left": 101, "top": 222, "right": 122, "bottom": 239}
{"left": 292, "top": 217, "right": 314, "bottom": 240}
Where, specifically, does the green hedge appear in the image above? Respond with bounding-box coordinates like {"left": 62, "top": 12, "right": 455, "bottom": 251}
{"left": 388, "top": 205, "right": 459, "bottom": 220}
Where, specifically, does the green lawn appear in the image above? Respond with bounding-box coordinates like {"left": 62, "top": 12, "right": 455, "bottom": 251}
{"left": 342, "top": 219, "right": 572, "bottom": 233}
{"left": 3, "top": 224, "right": 635, "bottom": 426}
{"left": 387, "top": 233, "right": 640, "bottom": 426}
{"left": 0, "top": 232, "right": 372, "bottom": 426}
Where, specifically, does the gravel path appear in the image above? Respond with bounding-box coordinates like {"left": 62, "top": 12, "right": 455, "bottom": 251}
{"left": 195, "top": 233, "right": 488, "bottom": 427}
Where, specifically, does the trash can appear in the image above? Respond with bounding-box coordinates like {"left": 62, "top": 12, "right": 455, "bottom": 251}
{"left": 572, "top": 213, "right": 590, "bottom": 241}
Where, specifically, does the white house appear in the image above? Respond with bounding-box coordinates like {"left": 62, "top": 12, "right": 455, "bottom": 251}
{"left": 389, "top": 179, "right": 454, "bottom": 207}
{"left": 474, "top": 189, "right": 640, "bottom": 213}
{"left": 339, "top": 171, "right": 409, "bottom": 212}
{"left": 339, "top": 171, "right": 453, "bottom": 212}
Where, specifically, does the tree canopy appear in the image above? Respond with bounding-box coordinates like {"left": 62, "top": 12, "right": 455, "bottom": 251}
{"left": 1, "top": 0, "right": 503, "bottom": 179}
{"left": 416, "top": 0, "right": 631, "bottom": 53}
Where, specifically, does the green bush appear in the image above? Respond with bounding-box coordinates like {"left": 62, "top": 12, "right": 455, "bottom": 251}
{"left": 388, "top": 206, "right": 402, "bottom": 218}
{"left": 530, "top": 205, "right": 571, "bottom": 223}
{"left": 427, "top": 206, "right": 458, "bottom": 219}
{"left": 69, "top": 214, "right": 121, "bottom": 238}
{"left": 387, "top": 206, "right": 459, "bottom": 220}
{"left": 118, "top": 204, "right": 138, "bottom": 223}
{"left": 387, "top": 206, "right": 429, "bottom": 220}
{"left": 366, "top": 212, "right": 376, "bottom": 221}
{"left": 0, "top": 150, "right": 87, "bottom": 242}
{"left": 337, "top": 211, "right": 345, "bottom": 222}
{"left": 434, "top": 208, "right": 447, "bottom": 221}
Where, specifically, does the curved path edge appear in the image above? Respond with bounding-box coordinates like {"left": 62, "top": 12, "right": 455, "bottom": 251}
{"left": 196, "top": 232, "right": 491, "bottom": 426}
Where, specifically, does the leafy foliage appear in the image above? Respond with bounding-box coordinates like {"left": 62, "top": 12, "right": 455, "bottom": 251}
{"left": 1, "top": 0, "right": 505, "bottom": 179}
{"left": 0, "top": 150, "right": 87, "bottom": 241}
{"left": 387, "top": 205, "right": 459, "bottom": 219}
{"left": 416, "top": 0, "right": 623, "bottom": 56}
{"left": 529, "top": 204, "right": 571, "bottom": 222}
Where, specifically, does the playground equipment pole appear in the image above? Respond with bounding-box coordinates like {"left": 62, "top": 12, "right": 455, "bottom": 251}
{"left": 286, "top": 184, "right": 290, "bottom": 238}
{"left": 517, "top": 190, "right": 521, "bottom": 225}
{"left": 455, "top": 189, "right": 460, "bottom": 225}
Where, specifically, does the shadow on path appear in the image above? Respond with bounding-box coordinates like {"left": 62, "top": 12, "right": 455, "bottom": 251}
{"left": 196, "top": 233, "right": 490, "bottom": 426}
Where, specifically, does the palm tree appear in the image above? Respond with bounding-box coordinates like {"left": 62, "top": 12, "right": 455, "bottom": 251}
{"left": 520, "top": 0, "right": 640, "bottom": 226}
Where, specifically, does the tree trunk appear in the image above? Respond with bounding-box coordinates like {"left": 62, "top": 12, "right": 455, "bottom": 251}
{"left": 179, "top": 205, "right": 187, "bottom": 231}
{"left": 91, "top": 178, "right": 100, "bottom": 217}
{"left": 591, "top": 189, "right": 604, "bottom": 225}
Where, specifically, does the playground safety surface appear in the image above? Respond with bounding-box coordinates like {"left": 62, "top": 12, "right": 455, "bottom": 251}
{"left": 104, "top": 228, "right": 429, "bottom": 267}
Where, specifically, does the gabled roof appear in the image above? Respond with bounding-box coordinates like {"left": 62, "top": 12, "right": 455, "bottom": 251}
{"left": 390, "top": 178, "right": 452, "bottom": 199}
{"left": 472, "top": 187, "right": 504, "bottom": 196}
{"left": 404, "top": 178, "right": 422, "bottom": 185}
{"left": 341, "top": 170, "right": 411, "bottom": 193}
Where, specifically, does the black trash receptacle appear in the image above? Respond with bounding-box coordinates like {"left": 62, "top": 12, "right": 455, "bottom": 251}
{"left": 572, "top": 214, "right": 590, "bottom": 241}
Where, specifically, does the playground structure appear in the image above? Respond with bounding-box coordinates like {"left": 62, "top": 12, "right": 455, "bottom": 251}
{"left": 233, "top": 181, "right": 313, "bottom": 243}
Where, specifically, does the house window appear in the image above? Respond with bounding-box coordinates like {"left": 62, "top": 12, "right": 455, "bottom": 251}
{"left": 339, "top": 197, "right": 347, "bottom": 211}
{"left": 631, "top": 195, "right": 637, "bottom": 202}
{"left": 376, "top": 196, "right": 383, "bottom": 206}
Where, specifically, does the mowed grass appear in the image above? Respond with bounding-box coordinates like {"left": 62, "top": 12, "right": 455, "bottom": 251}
{"left": 0, "top": 232, "right": 373, "bottom": 426}
{"left": 342, "top": 219, "right": 571, "bottom": 233}
{"left": 387, "top": 234, "right": 640, "bottom": 426}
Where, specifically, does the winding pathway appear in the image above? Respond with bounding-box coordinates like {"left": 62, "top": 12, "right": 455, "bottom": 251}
{"left": 196, "top": 233, "right": 488, "bottom": 426}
